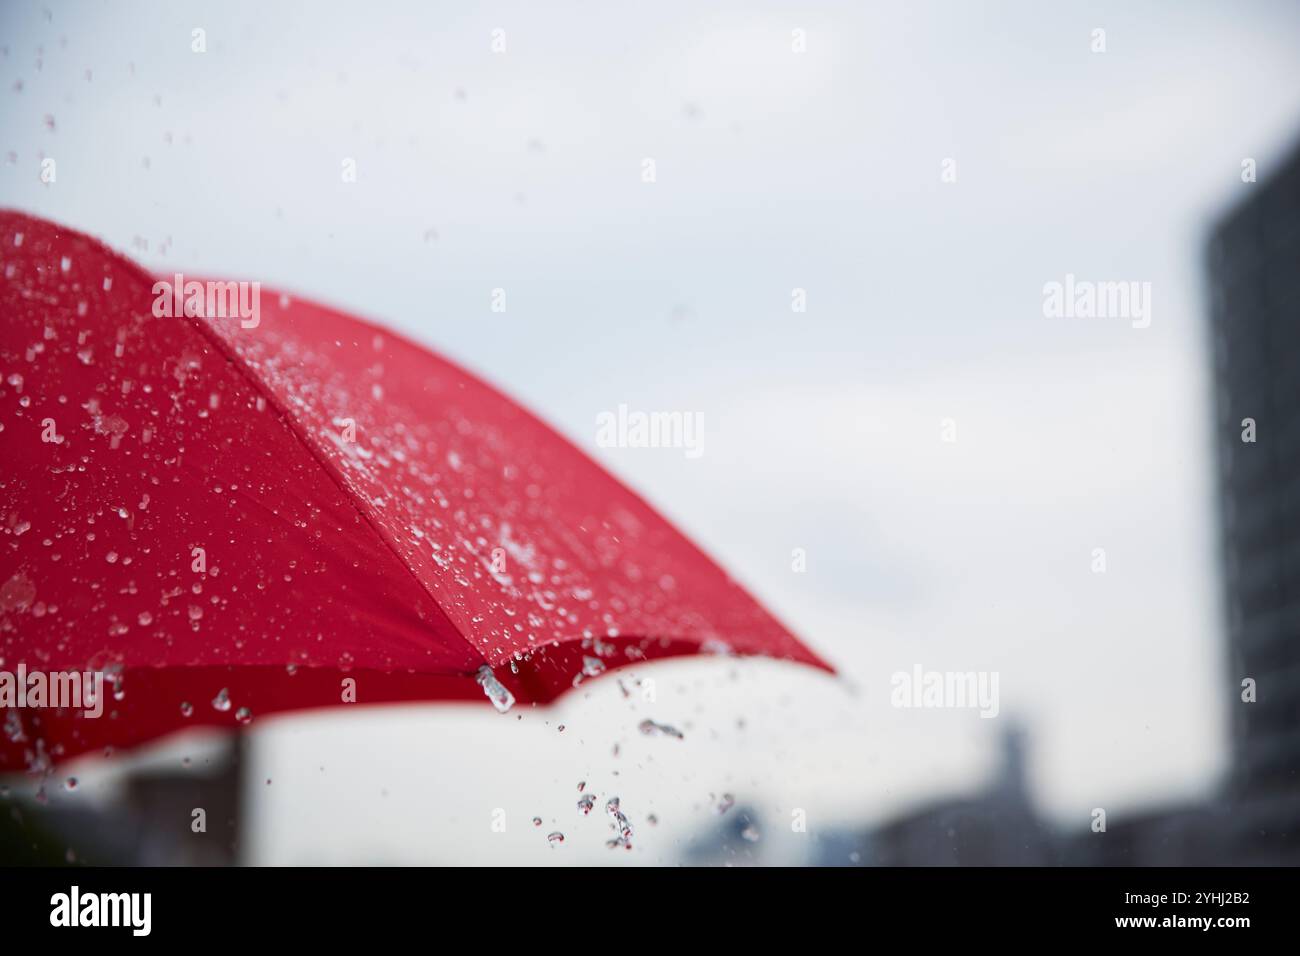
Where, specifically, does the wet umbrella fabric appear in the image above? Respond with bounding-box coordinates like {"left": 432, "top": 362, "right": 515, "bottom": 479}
{"left": 0, "top": 211, "right": 829, "bottom": 771}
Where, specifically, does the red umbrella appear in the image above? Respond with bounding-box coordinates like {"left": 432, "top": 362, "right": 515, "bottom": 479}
{"left": 0, "top": 210, "right": 830, "bottom": 773}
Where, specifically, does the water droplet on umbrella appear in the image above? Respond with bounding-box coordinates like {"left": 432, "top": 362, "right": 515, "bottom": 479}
{"left": 577, "top": 794, "right": 595, "bottom": 815}
{"left": 235, "top": 707, "right": 252, "bottom": 725}
{"left": 532, "top": 816, "right": 542, "bottom": 827}
{"left": 7, "top": 712, "right": 29, "bottom": 744}
{"left": 180, "top": 701, "right": 192, "bottom": 717}
{"left": 741, "top": 823, "right": 761, "bottom": 843}
{"left": 547, "top": 831, "right": 564, "bottom": 846}
{"left": 211, "top": 688, "right": 231, "bottom": 712}
{"left": 716, "top": 793, "right": 735, "bottom": 815}
{"left": 64, "top": 777, "right": 77, "bottom": 791}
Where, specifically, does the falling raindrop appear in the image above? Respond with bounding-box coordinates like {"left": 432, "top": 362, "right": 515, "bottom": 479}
{"left": 638, "top": 718, "right": 684, "bottom": 740}
{"left": 605, "top": 796, "right": 633, "bottom": 848}
{"left": 474, "top": 665, "right": 514, "bottom": 713}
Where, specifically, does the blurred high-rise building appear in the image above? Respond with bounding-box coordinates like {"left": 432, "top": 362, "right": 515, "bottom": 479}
{"left": 1206, "top": 138, "right": 1300, "bottom": 863}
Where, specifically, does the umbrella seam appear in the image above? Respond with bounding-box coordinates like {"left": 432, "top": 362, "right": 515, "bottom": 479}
{"left": 177, "top": 314, "right": 486, "bottom": 677}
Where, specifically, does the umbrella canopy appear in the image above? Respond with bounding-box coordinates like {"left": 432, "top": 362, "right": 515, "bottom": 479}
{"left": 0, "top": 210, "right": 830, "bottom": 772}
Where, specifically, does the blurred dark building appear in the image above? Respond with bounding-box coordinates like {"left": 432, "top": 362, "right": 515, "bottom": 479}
{"left": 1206, "top": 137, "right": 1300, "bottom": 863}
{"left": 861, "top": 725, "right": 1053, "bottom": 866}
{"left": 682, "top": 804, "right": 766, "bottom": 866}
{"left": 1, "top": 734, "right": 242, "bottom": 866}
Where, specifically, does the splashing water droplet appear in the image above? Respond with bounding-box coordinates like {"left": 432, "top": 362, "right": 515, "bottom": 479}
{"left": 605, "top": 796, "right": 633, "bottom": 848}
{"left": 638, "top": 718, "right": 684, "bottom": 740}
{"left": 475, "top": 665, "right": 514, "bottom": 713}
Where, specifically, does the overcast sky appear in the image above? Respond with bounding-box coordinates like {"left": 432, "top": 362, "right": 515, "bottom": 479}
{"left": 5, "top": 0, "right": 1300, "bottom": 864}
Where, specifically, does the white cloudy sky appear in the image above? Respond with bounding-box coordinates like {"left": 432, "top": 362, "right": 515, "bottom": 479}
{"left": 4, "top": 0, "right": 1300, "bottom": 864}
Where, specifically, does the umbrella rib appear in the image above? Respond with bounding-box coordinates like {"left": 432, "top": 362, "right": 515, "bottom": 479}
{"left": 180, "top": 312, "right": 485, "bottom": 677}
